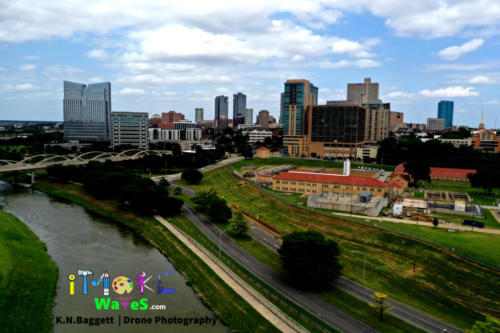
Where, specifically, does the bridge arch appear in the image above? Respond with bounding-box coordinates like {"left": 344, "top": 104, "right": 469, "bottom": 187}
{"left": 72, "top": 151, "right": 110, "bottom": 161}
{"left": 116, "top": 149, "right": 144, "bottom": 157}
{"left": 89, "top": 152, "right": 118, "bottom": 161}
{"left": 34, "top": 155, "right": 73, "bottom": 165}
{"left": 18, "top": 154, "right": 57, "bottom": 165}
{"left": 0, "top": 160, "right": 19, "bottom": 165}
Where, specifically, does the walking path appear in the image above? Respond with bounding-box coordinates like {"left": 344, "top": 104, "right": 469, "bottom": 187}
{"left": 330, "top": 211, "right": 500, "bottom": 234}
{"left": 154, "top": 215, "right": 308, "bottom": 333}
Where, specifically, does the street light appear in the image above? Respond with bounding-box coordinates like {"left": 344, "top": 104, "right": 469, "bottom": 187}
{"left": 351, "top": 249, "right": 366, "bottom": 280}
{"left": 219, "top": 228, "right": 222, "bottom": 257}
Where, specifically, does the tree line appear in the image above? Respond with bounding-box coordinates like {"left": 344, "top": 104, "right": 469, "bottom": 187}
{"left": 46, "top": 161, "right": 183, "bottom": 216}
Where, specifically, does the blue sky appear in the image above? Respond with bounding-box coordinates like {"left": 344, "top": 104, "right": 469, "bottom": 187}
{"left": 0, "top": 0, "right": 499, "bottom": 127}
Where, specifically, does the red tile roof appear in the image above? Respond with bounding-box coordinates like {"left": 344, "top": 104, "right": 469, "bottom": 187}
{"left": 274, "top": 171, "right": 388, "bottom": 187}
{"left": 430, "top": 167, "right": 477, "bottom": 178}
{"left": 391, "top": 172, "right": 409, "bottom": 180}
{"left": 387, "top": 180, "right": 405, "bottom": 188}
{"left": 395, "top": 163, "right": 406, "bottom": 173}
{"left": 256, "top": 147, "right": 269, "bottom": 151}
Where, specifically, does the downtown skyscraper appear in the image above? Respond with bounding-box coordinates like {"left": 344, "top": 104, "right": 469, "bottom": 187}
{"left": 214, "top": 95, "right": 228, "bottom": 128}
{"left": 438, "top": 100, "right": 454, "bottom": 128}
{"left": 233, "top": 92, "right": 246, "bottom": 120}
{"left": 281, "top": 79, "right": 318, "bottom": 157}
{"left": 63, "top": 81, "right": 112, "bottom": 142}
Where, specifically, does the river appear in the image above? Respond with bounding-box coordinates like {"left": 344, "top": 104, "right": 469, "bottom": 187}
{"left": 0, "top": 183, "right": 228, "bottom": 332}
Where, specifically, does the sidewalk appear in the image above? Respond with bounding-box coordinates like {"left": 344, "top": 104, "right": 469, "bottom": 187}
{"left": 154, "top": 215, "right": 308, "bottom": 333}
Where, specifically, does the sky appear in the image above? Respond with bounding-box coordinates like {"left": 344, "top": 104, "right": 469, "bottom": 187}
{"left": 0, "top": 0, "right": 499, "bottom": 127}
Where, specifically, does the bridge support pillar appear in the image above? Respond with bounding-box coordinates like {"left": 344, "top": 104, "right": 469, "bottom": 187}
{"left": 31, "top": 171, "right": 35, "bottom": 184}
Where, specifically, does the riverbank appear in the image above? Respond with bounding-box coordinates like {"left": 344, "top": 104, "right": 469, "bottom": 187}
{"left": 0, "top": 208, "right": 58, "bottom": 333}
{"left": 32, "top": 181, "right": 279, "bottom": 333}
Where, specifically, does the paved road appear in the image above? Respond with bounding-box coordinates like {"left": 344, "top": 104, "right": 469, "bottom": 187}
{"left": 181, "top": 204, "right": 377, "bottom": 333}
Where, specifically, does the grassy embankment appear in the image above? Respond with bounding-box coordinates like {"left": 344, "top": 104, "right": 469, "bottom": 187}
{"left": 32, "top": 181, "right": 279, "bottom": 333}
{"left": 178, "top": 166, "right": 500, "bottom": 329}
{"left": 334, "top": 214, "right": 500, "bottom": 269}
{"left": 0, "top": 209, "right": 58, "bottom": 333}
{"left": 225, "top": 173, "right": 500, "bottom": 269}
{"left": 169, "top": 214, "right": 424, "bottom": 333}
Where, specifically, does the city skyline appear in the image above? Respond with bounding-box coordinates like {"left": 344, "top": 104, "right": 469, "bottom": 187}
{"left": 1, "top": 1, "right": 500, "bottom": 127}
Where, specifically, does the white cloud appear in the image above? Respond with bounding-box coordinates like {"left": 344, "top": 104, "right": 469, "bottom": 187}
{"left": 384, "top": 86, "right": 480, "bottom": 102}
{"left": 484, "top": 100, "right": 499, "bottom": 105}
{"left": 19, "top": 64, "right": 36, "bottom": 70}
{"left": 87, "top": 49, "right": 108, "bottom": 60}
{"left": 427, "top": 63, "right": 491, "bottom": 71}
{"left": 118, "top": 88, "right": 145, "bottom": 95}
{"left": 469, "top": 75, "right": 495, "bottom": 84}
{"left": 1, "top": 1, "right": 499, "bottom": 42}
{"left": 318, "top": 59, "right": 381, "bottom": 69}
{"left": 419, "top": 86, "right": 479, "bottom": 98}
{"left": 15, "top": 83, "right": 35, "bottom": 90}
{"left": 0, "top": 67, "right": 6, "bottom": 71}
{"left": 386, "top": 91, "right": 416, "bottom": 100}
{"left": 438, "top": 39, "right": 484, "bottom": 60}
{"left": 88, "top": 77, "right": 103, "bottom": 83}
{"left": 23, "top": 55, "right": 39, "bottom": 60}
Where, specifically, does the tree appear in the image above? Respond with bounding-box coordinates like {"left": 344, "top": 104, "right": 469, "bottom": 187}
{"left": 432, "top": 217, "right": 439, "bottom": 228}
{"left": 467, "top": 317, "right": 500, "bottom": 333}
{"left": 468, "top": 167, "right": 500, "bottom": 195}
{"left": 206, "top": 195, "right": 232, "bottom": 223}
{"left": 371, "top": 292, "right": 392, "bottom": 322}
{"left": 404, "top": 161, "right": 430, "bottom": 184}
{"left": 192, "top": 189, "right": 232, "bottom": 223}
{"left": 181, "top": 168, "right": 203, "bottom": 184}
{"left": 231, "top": 210, "right": 250, "bottom": 237}
{"left": 239, "top": 144, "right": 253, "bottom": 159}
{"left": 159, "top": 177, "right": 169, "bottom": 188}
{"left": 192, "top": 189, "right": 218, "bottom": 212}
{"left": 278, "top": 231, "right": 342, "bottom": 290}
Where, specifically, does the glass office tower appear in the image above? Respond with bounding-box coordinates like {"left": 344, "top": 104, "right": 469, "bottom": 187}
{"left": 281, "top": 79, "right": 318, "bottom": 136}
{"left": 233, "top": 92, "right": 246, "bottom": 120}
{"left": 63, "top": 81, "right": 112, "bottom": 142}
{"left": 437, "top": 100, "right": 454, "bottom": 128}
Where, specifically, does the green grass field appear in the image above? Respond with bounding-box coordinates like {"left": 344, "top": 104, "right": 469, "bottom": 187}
{"left": 0, "top": 209, "right": 58, "bottom": 333}
{"left": 179, "top": 167, "right": 500, "bottom": 329}
{"left": 32, "top": 181, "right": 280, "bottom": 333}
{"left": 334, "top": 214, "right": 500, "bottom": 269}
{"left": 231, "top": 157, "right": 395, "bottom": 173}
